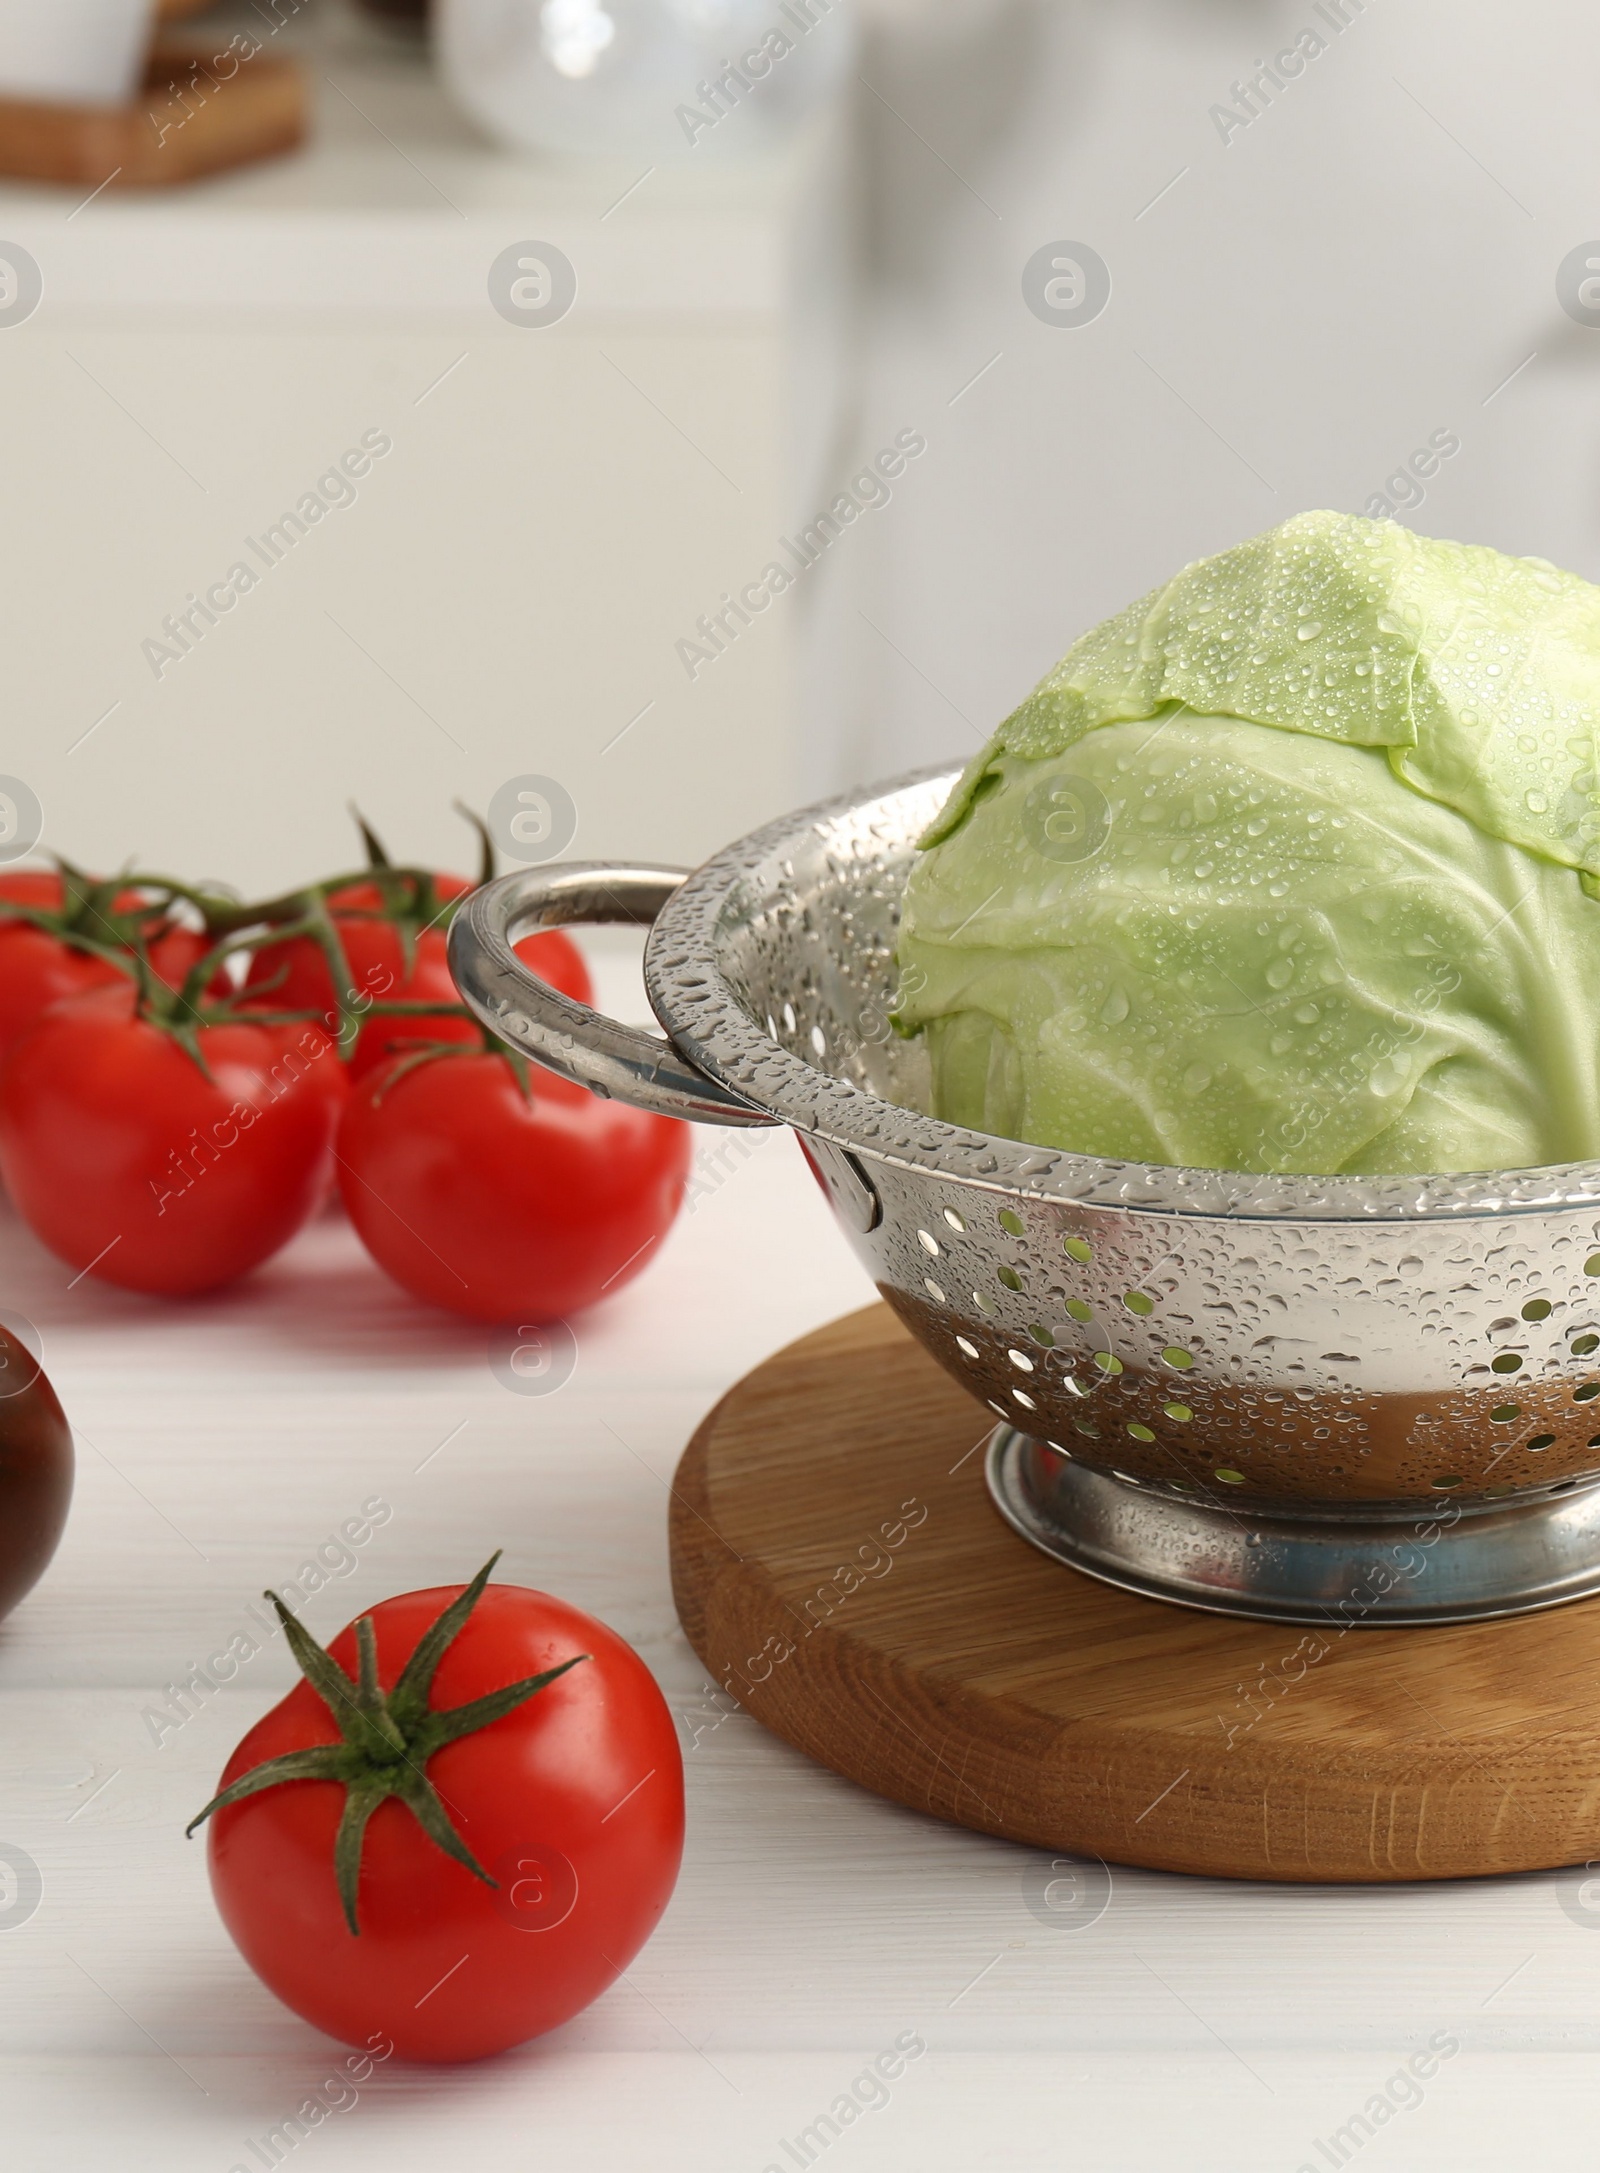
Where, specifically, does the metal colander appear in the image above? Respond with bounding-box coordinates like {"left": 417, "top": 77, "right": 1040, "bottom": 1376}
{"left": 448, "top": 766, "right": 1600, "bottom": 1626}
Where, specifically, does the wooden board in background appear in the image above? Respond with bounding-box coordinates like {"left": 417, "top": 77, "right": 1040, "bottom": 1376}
{"left": 0, "top": 47, "right": 303, "bottom": 190}
{"left": 671, "top": 1304, "right": 1600, "bottom": 1882}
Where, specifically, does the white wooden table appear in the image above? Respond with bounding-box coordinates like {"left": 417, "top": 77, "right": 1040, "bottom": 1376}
{"left": 3, "top": 945, "right": 1597, "bottom": 2171}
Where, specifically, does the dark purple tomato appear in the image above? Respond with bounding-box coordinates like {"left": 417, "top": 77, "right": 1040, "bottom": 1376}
{"left": 0, "top": 1324, "right": 72, "bottom": 1621}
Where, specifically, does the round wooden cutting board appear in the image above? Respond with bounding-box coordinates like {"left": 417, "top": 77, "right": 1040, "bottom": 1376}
{"left": 670, "top": 1304, "right": 1600, "bottom": 1882}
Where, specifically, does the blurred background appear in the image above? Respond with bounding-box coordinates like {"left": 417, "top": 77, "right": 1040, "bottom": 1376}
{"left": 0, "top": 0, "right": 1586, "bottom": 890}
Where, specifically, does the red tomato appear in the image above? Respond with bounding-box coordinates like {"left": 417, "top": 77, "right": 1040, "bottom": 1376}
{"left": 336, "top": 1050, "right": 690, "bottom": 1321}
{"left": 194, "top": 1563, "right": 684, "bottom": 2063}
{"left": 0, "top": 873, "right": 218, "bottom": 1063}
{"left": 244, "top": 877, "right": 592, "bottom": 1078}
{"left": 0, "top": 988, "right": 349, "bottom": 1295}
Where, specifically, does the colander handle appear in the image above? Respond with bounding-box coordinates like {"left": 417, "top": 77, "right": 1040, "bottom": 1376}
{"left": 447, "top": 863, "right": 776, "bottom": 1128}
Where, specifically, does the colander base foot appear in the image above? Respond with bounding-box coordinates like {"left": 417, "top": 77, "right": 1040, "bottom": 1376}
{"left": 987, "top": 1428, "right": 1600, "bottom": 1626}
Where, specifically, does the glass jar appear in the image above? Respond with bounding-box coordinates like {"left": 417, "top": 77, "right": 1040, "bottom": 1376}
{"left": 437, "top": 0, "right": 855, "bottom": 161}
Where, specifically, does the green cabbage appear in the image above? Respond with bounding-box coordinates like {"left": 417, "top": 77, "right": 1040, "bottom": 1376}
{"left": 894, "top": 512, "right": 1600, "bottom": 1174}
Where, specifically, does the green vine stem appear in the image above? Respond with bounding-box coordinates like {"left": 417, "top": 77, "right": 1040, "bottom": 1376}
{"left": 186, "top": 1553, "right": 587, "bottom": 1935}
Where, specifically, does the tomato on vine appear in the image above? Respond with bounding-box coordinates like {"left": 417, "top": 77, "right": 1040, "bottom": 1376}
{"left": 241, "top": 814, "right": 590, "bottom": 1075}
{"left": 0, "top": 868, "right": 220, "bottom": 1063}
{"left": 336, "top": 1035, "right": 690, "bottom": 1321}
{"left": 0, "top": 938, "right": 348, "bottom": 1297}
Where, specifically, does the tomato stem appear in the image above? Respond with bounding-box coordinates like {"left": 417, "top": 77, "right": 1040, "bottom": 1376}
{"left": 181, "top": 805, "right": 498, "bottom": 944}
{"left": 0, "top": 861, "right": 192, "bottom": 982}
{"left": 362, "top": 1016, "right": 535, "bottom": 1102}
{"left": 185, "top": 1553, "right": 588, "bottom": 1936}
{"left": 1, "top": 808, "right": 507, "bottom": 1077}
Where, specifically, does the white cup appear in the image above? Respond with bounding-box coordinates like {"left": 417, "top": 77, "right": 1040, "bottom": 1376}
{"left": 0, "top": 0, "right": 156, "bottom": 108}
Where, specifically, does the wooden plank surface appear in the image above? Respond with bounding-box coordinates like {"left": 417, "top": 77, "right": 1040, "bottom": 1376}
{"left": 4, "top": 962, "right": 1600, "bottom": 2166}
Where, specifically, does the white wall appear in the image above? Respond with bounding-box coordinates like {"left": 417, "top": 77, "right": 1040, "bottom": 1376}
{"left": 835, "top": 0, "right": 1600, "bottom": 788}
{"left": 2, "top": 0, "right": 1590, "bottom": 889}
{"left": 0, "top": 0, "right": 854, "bottom": 894}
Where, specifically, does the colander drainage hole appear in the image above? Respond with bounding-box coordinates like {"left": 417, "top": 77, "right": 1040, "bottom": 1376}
{"left": 955, "top": 1336, "right": 979, "bottom": 1360}
{"left": 917, "top": 1229, "right": 941, "bottom": 1257}
{"left": 998, "top": 1209, "right": 1024, "bottom": 1237}
{"left": 1214, "top": 1468, "right": 1246, "bottom": 1486}
{"left": 1063, "top": 1236, "right": 1092, "bottom": 1264}
{"left": 1430, "top": 1475, "right": 1463, "bottom": 1490}
{"left": 1490, "top": 1405, "right": 1521, "bottom": 1423}
{"left": 923, "top": 1279, "right": 946, "bottom": 1304}
{"left": 1574, "top": 1334, "right": 1600, "bottom": 1356}
{"left": 1576, "top": 1383, "right": 1600, "bottom": 1403}
{"left": 1490, "top": 1353, "right": 1524, "bottom": 1374}
{"left": 1127, "top": 1423, "right": 1155, "bottom": 1442}
{"left": 1007, "top": 1349, "right": 1034, "bottom": 1373}
{"left": 942, "top": 1207, "right": 966, "bottom": 1232}
{"left": 1522, "top": 1298, "right": 1553, "bottom": 1321}
{"left": 1122, "top": 1292, "right": 1154, "bottom": 1316}
{"left": 1587, "top": 1253, "right": 1600, "bottom": 1277}
{"left": 998, "top": 1267, "right": 1024, "bottom": 1293}
{"left": 1528, "top": 1434, "right": 1556, "bottom": 1453}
